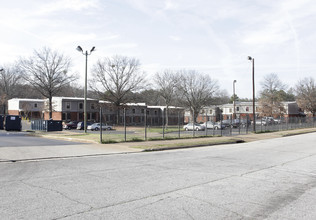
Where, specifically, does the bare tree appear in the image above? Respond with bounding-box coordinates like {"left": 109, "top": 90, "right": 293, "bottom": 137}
{"left": 154, "top": 70, "right": 179, "bottom": 127}
{"left": 0, "top": 64, "right": 22, "bottom": 114}
{"left": 258, "top": 73, "right": 286, "bottom": 117}
{"left": 295, "top": 77, "right": 316, "bottom": 116}
{"left": 19, "top": 47, "right": 76, "bottom": 119}
{"left": 90, "top": 55, "right": 146, "bottom": 124}
{"left": 177, "top": 70, "right": 219, "bottom": 122}
{"left": 211, "top": 89, "right": 230, "bottom": 105}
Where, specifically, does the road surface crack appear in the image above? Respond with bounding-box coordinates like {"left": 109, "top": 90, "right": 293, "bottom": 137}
{"left": 20, "top": 180, "right": 94, "bottom": 211}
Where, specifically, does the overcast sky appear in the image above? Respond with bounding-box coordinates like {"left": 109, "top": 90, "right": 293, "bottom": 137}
{"left": 1, "top": 0, "right": 315, "bottom": 98}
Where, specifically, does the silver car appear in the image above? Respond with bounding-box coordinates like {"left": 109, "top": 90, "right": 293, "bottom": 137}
{"left": 202, "top": 121, "right": 225, "bottom": 130}
{"left": 183, "top": 123, "right": 205, "bottom": 131}
{"left": 87, "top": 123, "right": 112, "bottom": 131}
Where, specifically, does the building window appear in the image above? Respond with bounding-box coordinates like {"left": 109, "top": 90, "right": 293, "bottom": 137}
{"left": 236, "top": 107, "right": 239, "bottom": 111}
{"left": 132, "top": 109, "right": 136, "bottom": 114}
{"left": 154, "top": 110, "right": 158, "bottom": 115}
{"left": 66, "top": 102, "right": 71, "bottom": 109}
{"left": 79, "top": 113, "right": 83, "bottom": 120}
{"left": 34, "top": 103, "right": 38, "bottom": 108}
{"left": 90, "top": 103, "right": 95, "bottom": 110}
{"left": 146, "top": 110, "right": 150, "bottom": 115}
{"left": 63, "top": 112, "right": 70, "bottom": 120}
{"left": 246, "top": 107, "right": 249, "bottom": 112}
{"left": 92, "top": 112, "right": 96, "bottom": 120}
{"left": 229, "top": 108, "right": 232, "bottom": 113}
{"left": 209, "top": 110, "right": 213, "bottom": 114}
{"left": 79, "top": 103, "right": 83, "bottom": 110}
{"left": 141, "top": 109, "right": 145, "bottom": 114}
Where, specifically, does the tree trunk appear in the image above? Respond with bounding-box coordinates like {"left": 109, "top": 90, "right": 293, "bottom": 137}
{"left": 49, "top": 96, "right": 53, "bottom": 119}
{"left": 3, "top": 103, "right": 6, "bottom": 115}
{"left": 165, "top": 106, "right": 169, "bottom": 128}
{"left": 116, "top": 105, "right": 120, "bottom": 125}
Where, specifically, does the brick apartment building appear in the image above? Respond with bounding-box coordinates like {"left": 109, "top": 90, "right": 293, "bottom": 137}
{"left": 8, "top": 97, "right": 185, "bottom": 126}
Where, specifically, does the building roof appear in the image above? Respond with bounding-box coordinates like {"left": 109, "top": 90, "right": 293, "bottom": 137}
{"left": 51, "top": 97, "right": 98, "bottom": 101}
{"left": 147, "top": 106, "right": 185, "bottom": 110}
{"left": 8, "top": 98, "right": 45, "bottom": 102}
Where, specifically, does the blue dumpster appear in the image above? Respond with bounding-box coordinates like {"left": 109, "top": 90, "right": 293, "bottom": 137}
{"left": 5, "top": 115, "right": 22, "bottom": 131}
{"left": 47, "top": 120, "right": 62, "bottom": 131}
{"left": 31, "top": 120, "right": 62, "bottom": 131}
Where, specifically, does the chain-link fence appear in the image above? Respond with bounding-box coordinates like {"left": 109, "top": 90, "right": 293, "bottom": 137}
{"left": 97, "top": 113, "right": 316, "bottom": 143}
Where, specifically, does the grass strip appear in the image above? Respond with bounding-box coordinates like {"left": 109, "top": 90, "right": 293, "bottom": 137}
{"left": 134, "top": 138, "right": 244, "bottom": 151}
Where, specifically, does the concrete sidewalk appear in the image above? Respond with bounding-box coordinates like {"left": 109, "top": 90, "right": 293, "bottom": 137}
{"left": 2, "top": 127, "right": 316, "bottom": 162}
{"left": 0, "top": 143, "right": 142, "bottom": 162}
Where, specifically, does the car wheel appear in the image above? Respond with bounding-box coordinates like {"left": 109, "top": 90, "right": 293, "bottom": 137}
{"left": 185, "top": 127, "right": 188, "bottom": 131}
{"left": 196, "top": 128, "right": 200, "bottom": 131}
{"left": 215, "top": 127, "right": 218, "bottom": 130}
{"left": 95, "top": 127, "right": 99, "bottom": 131}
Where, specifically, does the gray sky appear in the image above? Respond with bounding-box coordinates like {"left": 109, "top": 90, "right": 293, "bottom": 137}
{"left": 1, "top": 0, "right": 315, "bottom": 98}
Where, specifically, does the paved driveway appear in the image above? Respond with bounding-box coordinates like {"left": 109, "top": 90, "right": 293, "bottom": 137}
{"left": 0, "top": 130, "right": 84, "bottom": 147}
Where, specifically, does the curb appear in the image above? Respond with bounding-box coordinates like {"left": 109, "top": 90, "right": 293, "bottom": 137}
{"left": 142, "top": 140, "right": 245, "bottom": 152}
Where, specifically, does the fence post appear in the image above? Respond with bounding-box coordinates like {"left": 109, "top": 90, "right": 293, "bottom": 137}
{"left": 205, "top": 111, "right": 207, "bottom": 136}
{"left": 220, "top": 118, "right": 223, "bottom": 136}
{"left": 178, "top": 110, "right": 180, "bottom": 139}
{"left": 162, "top": 108, "right": 165, "bottom": 139}
{"left": 230, "top": 116, "right": 232, "bottom": 136}
{"left": 238, "top": 115, "right": 241, "bottom": 135}
{"left": 124, "top": 108, "right": 126, "bottom": 142}
{"left": 193, "top": 110, "right": 195, "bottom": 137}
{"left": 246, "top": 114, "right": 249, "bottom": 134}
{"left": 100, "top": 107, "right": 102, "bottom": 143}
{"left": 144, "top": 109, "right": 147, "bottom": 141}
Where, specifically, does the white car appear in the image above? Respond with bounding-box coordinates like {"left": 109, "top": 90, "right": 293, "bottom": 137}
{"left": 87, "top": 123, "right": 112, "bottom": 131}
{"left": 183, "top": 123, "right": 205, "bottom": 131}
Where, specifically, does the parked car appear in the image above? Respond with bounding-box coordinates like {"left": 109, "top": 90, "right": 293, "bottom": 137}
{"left": 273, "top": 118, "right": 283, "bottom": 124}
{"left": 202, "top": 121, "right": 226, "bottom": 130}
{"left": 232, "top": 119, "right": 251, "bottom": 128}
{"left": 63, "top": 121, "right": 78, "bottom": 130}
{"left": 220, "top": 120, "right": 232, "bottom": 128}
{"left": 87, "top": 123, "right": 113, "bottom": 131}
{"left": 183, "top": 123, "right": 205, "bottom": 131}
{"left": 256, "top": 117, "right": 275, "bottom": 126}
{"left": 76, "top": 121, "right": 93, "bottom": 130}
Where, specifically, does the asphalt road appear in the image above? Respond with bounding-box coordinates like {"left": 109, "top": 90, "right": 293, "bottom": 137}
{"left": 1, "top": 133, "right": 316, "bottom": 219}
{"left": 0, "top": 131, "right": 84, "bottom": 147}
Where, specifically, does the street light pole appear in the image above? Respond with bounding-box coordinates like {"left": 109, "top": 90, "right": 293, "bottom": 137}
{"left": 76, "top": 46, "right": 95, "bottom": 133}
{"left": 233, "top": 80, "right": 237, "bottom": 119}
{"left": 0, "top": 69, "right": 5, "bottom": 115}
{"left": 248, "top": 56, "right": 256, "bottom": 132}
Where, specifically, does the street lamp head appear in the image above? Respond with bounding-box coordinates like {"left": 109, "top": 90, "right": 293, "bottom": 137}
{"left": 233, "top": 80, "right": 237, "bottom": 83}
{"left": 76, "top": 46, "right": 83, "bottom": 52}
{"left": 90, "top": 46, "right": 96, "bottom": 53}
{"left": 0, "top": 68, "right": 3, "bottom": 72}
{"left": 248, "top": 56, "right": 253, "bottom": 60}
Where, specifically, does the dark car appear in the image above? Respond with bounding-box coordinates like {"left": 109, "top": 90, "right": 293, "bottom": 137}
{"left": 63, "top": 121, "right": 78, "bottom": 130}
{"left": 232, "top": 119, "right": 251, "bottom": 128}
{"left": 76, "top": 121, "right": 93, "bottom": 130}
{"left": 220, "top": 120, "right": 232, "bottom": 128}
